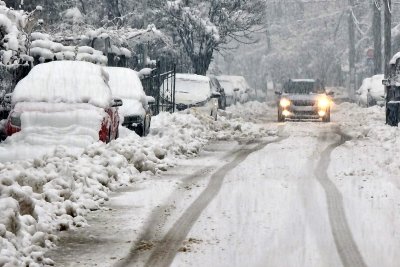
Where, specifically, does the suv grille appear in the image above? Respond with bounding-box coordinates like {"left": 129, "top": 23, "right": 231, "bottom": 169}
{"left": 292, "top": 100, "right": 315, "bottom": 106}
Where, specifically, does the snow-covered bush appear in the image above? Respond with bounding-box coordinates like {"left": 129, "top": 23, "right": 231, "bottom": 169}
{"left": 356, "top": 74, "right": 385, "bottom": 107}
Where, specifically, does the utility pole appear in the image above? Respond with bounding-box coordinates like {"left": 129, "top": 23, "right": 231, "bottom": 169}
{"left": 383, "top": 0, "right": 392, "bottom": 125}
{"left": 372, "top": 0, "right": 382, "bottom": 74}
{"left": 383, "top": 0, "right": 392, "bottom": 78}
{"left": 348, "top": 0, "right": 356, "bottom": 100}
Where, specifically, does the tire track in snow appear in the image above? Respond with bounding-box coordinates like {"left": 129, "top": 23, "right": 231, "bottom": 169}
{"left": 116, "top": 137, "right": 285, "bottom": 267}
{"left": 315, "top": 131, "right": 367, "bottom": 267}
{"left": 115, "top": 143, "right": 246, "bottom": 267}
{"left": 142, "top": 137, "right": 286, "bottom": 267}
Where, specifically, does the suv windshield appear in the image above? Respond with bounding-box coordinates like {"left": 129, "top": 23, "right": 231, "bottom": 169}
{"left": 283, "top": 80, "right": 324, "bottom": 94}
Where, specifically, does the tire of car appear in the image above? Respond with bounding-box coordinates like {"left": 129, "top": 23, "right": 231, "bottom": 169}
{"left": 386, "top": 103, "right": 400, "bottom": 126}
{"left": 144, "top": 116, "right": 151, "bottom": 136}
{"left": 277, "top": 108, "right": 284, "bottom": 122}
{"left": 115, "top": 127, "right": 119, "bottom": 139}
{"left": 323, "top": 110, "right": 331, "bottom": 123}
{"left": 106, "top": 127, "right": 112, "bottom": 143}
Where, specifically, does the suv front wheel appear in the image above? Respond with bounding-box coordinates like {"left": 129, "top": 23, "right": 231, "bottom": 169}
{"left": 322, "top": 109, "right": 331, "bottom": 122}
{"left": 278, "top": 108, "right": 285, "bottom": 122}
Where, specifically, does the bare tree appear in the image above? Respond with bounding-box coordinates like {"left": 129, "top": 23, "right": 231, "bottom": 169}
{"left": 372, "top": 0, "right": 382, "bottom": 74}
{"left": 348, "top": 0, "right": 356, "bottom": 99}
{"left": 161, "top": 0, "right": 266, "bottom": 75}
{"left": 383, "top": 0, "right": 391, "bottom": 77}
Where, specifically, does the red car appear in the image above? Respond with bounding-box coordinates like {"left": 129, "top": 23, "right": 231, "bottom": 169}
{"left": 5, "top": 61, "right": 122, "bottom": 144}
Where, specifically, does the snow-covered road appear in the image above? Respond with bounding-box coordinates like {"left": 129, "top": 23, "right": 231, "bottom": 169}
{"left": 44, "top": 103, "right": 400, "bottom": 267}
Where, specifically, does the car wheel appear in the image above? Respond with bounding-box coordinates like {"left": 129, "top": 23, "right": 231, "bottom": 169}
{"left": 278, "top": 109, "right": 284, "bottom": 122}
{"left": 386, "top": 103, "right": 400, "bottom": 126}
{"left": 106, "top": 127, "right": 112, "bottom": 143}
{"left": 322, "top": 110, "right": 330, "bottom": 122}
{"left": 115, "top": 127, "right": 119, "bottom": 139}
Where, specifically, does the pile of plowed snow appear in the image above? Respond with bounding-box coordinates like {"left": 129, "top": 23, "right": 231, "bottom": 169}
{"left": 0, "top": 102, "right": 275, "bottom": 266}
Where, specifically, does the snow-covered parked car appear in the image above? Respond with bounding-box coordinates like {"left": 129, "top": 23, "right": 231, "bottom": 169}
{"left": 105, "top": 67, "right": 154, "bottom": 136}
{"left": 217, "top": 75, "right": 251, "bottom": 105}
{"left": 6, "top": 61, "right": 122, "bottom": 144}
{"left": 356, "top": 74, "right": 385, "bottom": 107}
{"left": 175, "top": 74, "right": 220, "bottom": 120}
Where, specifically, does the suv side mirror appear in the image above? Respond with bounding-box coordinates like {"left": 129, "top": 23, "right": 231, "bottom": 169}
{"left": 146, "top": 96, "right": 156, "bottom": 104}
{"left": 111, "top": 98, "right": 123, "bottom": 107}
{"left": 327, "top": 91, "right": 334, "bottom": 96}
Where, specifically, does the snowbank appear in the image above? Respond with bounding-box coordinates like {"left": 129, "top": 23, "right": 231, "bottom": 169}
{"left": 356, "top": 74, "right": 385, "bottom": 107}
{"left": 0, "top": 101, "right": 274, "bottom": 266}
{"left": 330, "top": 103, "right": 400, "bottom": 267}
{"left": 12, "top": 61, "right": 111, "bottom": 108}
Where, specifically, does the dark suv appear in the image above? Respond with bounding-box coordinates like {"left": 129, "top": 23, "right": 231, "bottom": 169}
{"left": 275, "top": 79, "right": 333, "bottom": 122}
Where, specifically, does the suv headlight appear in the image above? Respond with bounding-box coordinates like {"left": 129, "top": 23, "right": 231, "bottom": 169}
{"left": 318, "top": 97, "right": 330, "bottom": 109}
{"left": 280, "top": 98, "right": 291, "bottom": 108}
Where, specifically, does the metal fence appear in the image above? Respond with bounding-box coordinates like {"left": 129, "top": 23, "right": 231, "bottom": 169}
{"left": 141, "top": 62, "right": 176, "bottom": 115}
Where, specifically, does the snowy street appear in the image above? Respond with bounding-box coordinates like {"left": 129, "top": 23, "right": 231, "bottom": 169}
{"left": 43, "top": 103, "right": 400, "bottom": 267}
{"left": 2, "top": 1, "right": 400, "bottom": 266}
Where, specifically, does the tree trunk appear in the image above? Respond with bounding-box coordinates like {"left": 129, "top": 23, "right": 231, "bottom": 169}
{"left": 373, "top": 0, "right": 382, "bottom": 74}
{"left": 348, "top": 0, "right": 356, "bottom": 100}
{"left": 383, "top": 0, "right": 392, "bottom": 78}
{"left": 192, "top": 54, "right": 212, "bottom": 76}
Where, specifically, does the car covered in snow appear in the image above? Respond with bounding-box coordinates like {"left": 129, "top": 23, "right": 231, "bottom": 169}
{"left": 5, "top": 61, "right": 122, "bottom": 143}
{"left": 105, "top": 67, "right": 154, "bottom": 136}
{"left": 175, "top": 74, "right": 220, "bottom": 120}
{"left": 275, "top": 79, "right": 333, "bottom": 122}
{"left": 217, "top": 75, "right": 251, "bottom": 105}
{"left": 356, "top": 74, "right": 385, "bottom": 107}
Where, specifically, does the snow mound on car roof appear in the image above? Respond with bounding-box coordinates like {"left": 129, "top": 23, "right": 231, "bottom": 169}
{"left": 12, "top": 61, "right": 112, "bottom": 108}
{"left": 105, "top": 67, "right": 145, "bottom": 99}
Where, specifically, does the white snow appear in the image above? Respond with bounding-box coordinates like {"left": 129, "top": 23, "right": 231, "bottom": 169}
{"left": 0, "top": 101, "right": 274, "bottom": 266}
{"left": 12, "top": 61, "right": 112, "bottom": 108}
